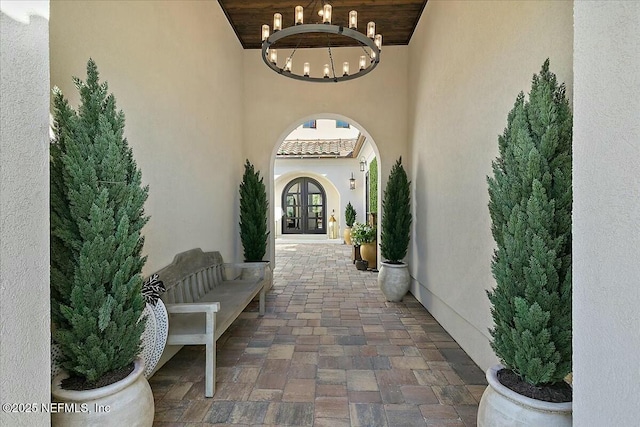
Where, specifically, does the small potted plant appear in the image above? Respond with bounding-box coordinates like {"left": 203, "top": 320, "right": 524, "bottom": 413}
{"left": 50, "top": 59, "right": 154, "bottom": 426}
{"left": 478, "top": 60, "right": 572, "bottom": 426}
{"left": 351, "top": 221, "right": 376, "bottom": 269}
{"left": 239, "top": 160, "right": 271, "bottom": 285}
{"left": 344, "top": 201, "right": 356, "bottom": 245}
{"left": 378, "top": 157, "right": 412, "bottom": 301}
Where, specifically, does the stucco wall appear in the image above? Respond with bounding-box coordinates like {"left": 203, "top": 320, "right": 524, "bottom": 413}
{"left": 0, "top": 1, "right": 50, "bottom": 426}
{"left": 407, "top": 0, "right": 574, "bottom": 369}
{"left": 245, "top": 46, "right": 408, "bottom": 176}
{"left": 49, "top": 0, "right": 245, "bottom": 273}
{"left": 573, "top": 1, "right": 640, "bottom": 424}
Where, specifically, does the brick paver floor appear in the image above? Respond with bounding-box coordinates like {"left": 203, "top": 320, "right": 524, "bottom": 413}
{"left": 151, "top": 242, "right": 486, "bottom": 426}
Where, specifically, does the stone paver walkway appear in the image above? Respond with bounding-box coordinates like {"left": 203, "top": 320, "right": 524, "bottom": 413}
{"left": 151, "top": 243, "right": 486, "bottom": 426}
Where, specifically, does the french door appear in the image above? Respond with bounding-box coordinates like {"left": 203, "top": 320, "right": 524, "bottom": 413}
{"left": 282, "top": 177, "right": 326, "bottom": 234}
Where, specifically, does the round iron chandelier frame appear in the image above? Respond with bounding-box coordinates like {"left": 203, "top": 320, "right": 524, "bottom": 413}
{"left": 261, "top": 24, "right": 381, "bottom": 83}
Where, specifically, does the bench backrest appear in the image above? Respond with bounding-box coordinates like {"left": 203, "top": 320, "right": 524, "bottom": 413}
{"left": 156, "top": 248, "right": 225, "bottom": 304}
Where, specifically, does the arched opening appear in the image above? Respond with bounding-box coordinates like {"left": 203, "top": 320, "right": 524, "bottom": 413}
{"left": 282, "top": 177, "right": 327, "bottom": 235}
{"left": 269, "top": 114, "right": 382, "bottom": 267}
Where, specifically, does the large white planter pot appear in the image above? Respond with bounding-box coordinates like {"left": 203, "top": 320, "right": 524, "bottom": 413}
{"left": 378, "top": 262, "right": 410, "bottom": 302}
{"left": 52, "top": 358, "right": 154, "bottom": 427}
{"left": 478, "top": 365, "right": 572, "bottom": 427}
{"left": 240, "top": 261, "right": 272, "bottom": 291}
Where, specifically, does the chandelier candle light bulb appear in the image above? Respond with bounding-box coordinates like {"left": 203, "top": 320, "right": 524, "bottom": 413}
{"left": 323, "top": 4, "right": 332, "bottom": 24}
{"left": 349, "top": 10, "right": 357, "bottom": 29}
{"left": 269, "top": 49, "right": 277, "bottom": 64}
{"left": 367, "top": 22, "right": 376, "bottom": 38}
{"left": 284, "top": 57, "right": 292, "bottom": 72}
{"left": 295, "top": 6, "right": 303, "bottom": 25}
{"left": 374, "top": 34, "right": 383, "bottom": 50}
{"left": 273, "top": 13, "right": 282, "bottom": 31}
{"left": 261, "top": 24, "right": 269, "bottom": 41}
{"left": 323, "top": 64, "right": 330, "bottom": 78}
{"left": 304, "top": 62, "right": 310, "bottom": 77}
{"left": 359, "top": 55, "right": 367, "bottom": 70}
{"left": 343, "top": 62, "right": 350, "bottom": 77}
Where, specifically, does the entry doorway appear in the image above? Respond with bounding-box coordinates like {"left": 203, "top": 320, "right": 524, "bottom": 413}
{"left": 282, "top": 177, "right": 326, "bottom": 234}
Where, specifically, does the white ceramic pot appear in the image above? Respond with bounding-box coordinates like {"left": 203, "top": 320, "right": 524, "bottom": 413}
{"left": 240, "top": 262, "right": 273, "bottom": 291}
{"left": 477, "top": 365, "right": 572, "bottom": 427}
{"left": 51, "top": 358, "right": 154, "bottom": 427}
{"left": 378, "top": 262, "right": 410, "bottom": 301}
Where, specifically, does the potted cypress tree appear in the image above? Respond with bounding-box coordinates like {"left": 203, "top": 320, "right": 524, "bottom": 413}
{"left": 238, "top": 160, "right": 271, "bottom": 286}
{"left": 378, "top": 157, "right": 412, "bottom": 301}
{"left": 344, "top": 201, "right": 356, "bottom": 245}
{"left": 50, "top": 59, "right": 154, "bottom": 426}
{"left": 478, "top": 60, "right": 572, "bottom": 426}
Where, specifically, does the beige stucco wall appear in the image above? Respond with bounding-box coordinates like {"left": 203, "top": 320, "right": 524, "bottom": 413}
{"left": 243, "top": 47, "right": 408, "bottom": 264}
{"left": 407, "top": 0, "right": 574, "bottom": 370}
{"left": 573, "top": 1, "right": 640, "bottom": 424}
{"left": 49, "top": 0, "right": 245, "bottom": 273}
{"left": 0, "top": 1, "right": 51, "bottom": 426}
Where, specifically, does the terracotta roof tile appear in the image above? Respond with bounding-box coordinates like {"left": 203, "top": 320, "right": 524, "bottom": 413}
{"left": 277, "top": 139, "right": 357, "bottom": 158}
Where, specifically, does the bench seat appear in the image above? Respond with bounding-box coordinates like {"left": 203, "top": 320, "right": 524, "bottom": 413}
{"left": 151, "top": 248, "right": 270, "bottom": 397}
{"left": 167, "top": 279, "right": 264, "bottom": 342}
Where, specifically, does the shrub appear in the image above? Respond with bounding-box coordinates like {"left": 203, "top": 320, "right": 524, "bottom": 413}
{"left": 50, "top": 59, "right": 148, "bottom": 386}
{"left": 380, "top": 157, "right": 411, "bottom": 263}
{"left": 351, "top": 222, "right": 376, "bottom": 245}
{"left": 487, "top": 59, "right": 572, "bottom": 386}
{"left": 239, "top": 160, "right": 269, "bottom": 262}
{"left": 345, "top": 202, "right": 356, "bottom": 227}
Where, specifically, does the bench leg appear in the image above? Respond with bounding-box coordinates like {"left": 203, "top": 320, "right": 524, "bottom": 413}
{"left": 259, "top": 286, "right": 265, "bottom": 316}
{"left": 205, "top": 311, "right": 216, "bottom": 397}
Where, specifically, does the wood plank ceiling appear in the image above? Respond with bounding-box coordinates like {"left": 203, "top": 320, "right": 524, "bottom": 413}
{"left": 218, "top": 0, "right": 428, "bottom": 49}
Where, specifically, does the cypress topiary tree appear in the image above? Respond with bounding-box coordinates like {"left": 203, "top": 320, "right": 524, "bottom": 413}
{"left": 380, "top": 157, "right": 412, "bottom": 263}
{"left": 50, "top": 59, "right": 149, "bottom": 386}
{"left": 345, "top": 202, "right": 356, "bottom": 227}
{"left": 239, "top": 159, "right": 269, "bottom": 262}
{"left": 487, "top": 59, "right": 572, "bottom": 388}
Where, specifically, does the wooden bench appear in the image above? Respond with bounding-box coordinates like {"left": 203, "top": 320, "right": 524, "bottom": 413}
{"left": 153, "top": 248, "right": 269, "bottom": 397}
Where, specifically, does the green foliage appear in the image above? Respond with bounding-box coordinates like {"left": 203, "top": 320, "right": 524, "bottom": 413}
{"left": 239, "top": 160, "right": 269, "bottom": 262}
{"left": 351, "top": 222, "right": 376, "bottom": 245}
{"left": 487, "top": 59, "right": 572, "bottom": 386}
{"left": 345, "top": 202, "right": 356, "bottom": 227}
{"left": 369, "top": 157, "right": 378, "bottom": 213}
{"left": 380, "top": 157, "right": 411, "bottom": 263}
{"left": 50, "top": 59, "right": 148, "bottom": 384}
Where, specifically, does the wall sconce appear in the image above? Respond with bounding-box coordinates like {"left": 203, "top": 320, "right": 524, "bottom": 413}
{"left": 359, "top": 156, "right": 367, "bottom": 172}
{"left": 349, "top": 173, "right": 356, "bottom": 190}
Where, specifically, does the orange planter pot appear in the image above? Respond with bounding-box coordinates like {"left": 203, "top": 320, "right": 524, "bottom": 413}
{"left": 360, "top": 242, "right": 377, "bottom": 269}
{"left": 343, "top": 227, "right": 352, "bottom": 245}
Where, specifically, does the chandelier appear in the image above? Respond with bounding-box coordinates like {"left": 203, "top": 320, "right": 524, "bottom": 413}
{"left": 261, "top": 2, "right": 382, "bottom": 83}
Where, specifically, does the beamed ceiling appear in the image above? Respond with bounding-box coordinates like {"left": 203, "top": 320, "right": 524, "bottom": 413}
{"left": 218, "top": 0, "right": 428, "bottom": 49}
